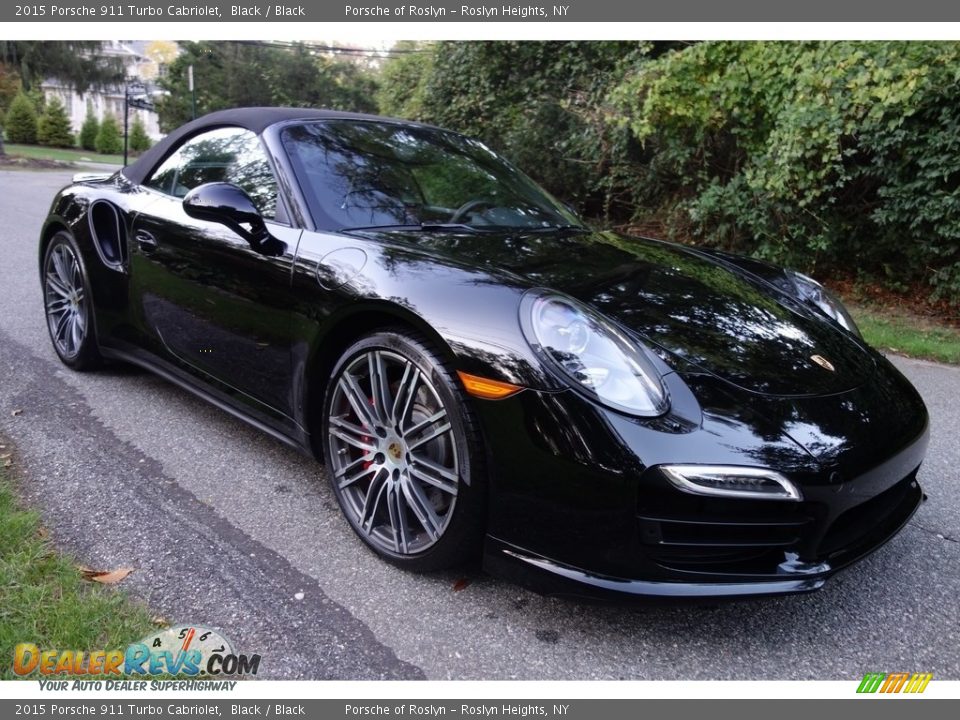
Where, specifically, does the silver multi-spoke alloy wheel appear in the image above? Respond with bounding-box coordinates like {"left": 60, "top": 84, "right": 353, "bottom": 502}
{"left": 327, "top": 347, "right": 462, "bottom": 558}
{"left": 44, "top": 241, "right": 88, "bottom": 361}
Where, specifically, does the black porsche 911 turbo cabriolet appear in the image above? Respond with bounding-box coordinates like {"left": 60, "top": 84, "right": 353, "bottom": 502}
{"left": 39, "top": 107, "right": 929, "bottom": 600}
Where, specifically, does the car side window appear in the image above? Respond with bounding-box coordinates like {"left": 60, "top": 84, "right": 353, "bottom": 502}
{"left": 145, "top": 127, "right": 279, "bottom": 219}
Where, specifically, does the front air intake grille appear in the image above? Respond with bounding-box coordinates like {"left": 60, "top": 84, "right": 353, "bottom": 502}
{"left": 638, "top": 513, "right": 815, "bottom": 573}
{"left": 819, "top": 473, "right": 918, "bottom": 558}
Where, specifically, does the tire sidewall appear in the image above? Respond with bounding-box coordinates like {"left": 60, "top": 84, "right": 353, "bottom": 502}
{"left": 43, "top": 231, "right": 100, "bottom": 369}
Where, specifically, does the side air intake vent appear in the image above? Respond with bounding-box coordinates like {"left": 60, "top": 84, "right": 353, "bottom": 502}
{"left": 88, "top": 200, "right": 127, "bottom": 270}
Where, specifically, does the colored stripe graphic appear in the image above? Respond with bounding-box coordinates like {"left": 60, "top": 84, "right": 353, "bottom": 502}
{"left": 857, "top": 673, "right": 886, "bottom": 693}
{"left": 857, "top": 672, "right": 932, "bottom": 694}
{"left": 886, "top": 673, "right": 909, "bottom": 693}
{"left": 906, "top": 673, "right": 933, "bottom": 693}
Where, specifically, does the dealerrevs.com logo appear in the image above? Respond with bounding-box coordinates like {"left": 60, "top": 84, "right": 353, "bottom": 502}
{"left": 857, "top": 673, "right": 933, "bottom": 694}
{"left": 13, "top": 626, "right": 260, "bottom": 677}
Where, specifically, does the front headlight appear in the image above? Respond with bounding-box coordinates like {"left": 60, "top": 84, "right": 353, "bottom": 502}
{"left": 787, "top": 270, "right": 861, "bottom": 338}
{"left": 520, "top": 290, "right": 668, "bottom": 416}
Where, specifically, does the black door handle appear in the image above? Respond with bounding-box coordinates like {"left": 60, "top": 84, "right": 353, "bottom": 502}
{"left": 135, "top": 230, "right": 158, "bottom": 252}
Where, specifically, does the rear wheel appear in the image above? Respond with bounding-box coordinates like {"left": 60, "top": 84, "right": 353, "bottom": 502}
{"left": 322, "top": 330, "right": 484, "bottom": 571}
{"left": 42, "top": 232, "right": 102, "bottom": 370}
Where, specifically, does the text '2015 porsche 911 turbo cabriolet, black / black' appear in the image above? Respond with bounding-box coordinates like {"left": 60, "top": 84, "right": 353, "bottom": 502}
{"left": 39, "top": 107, "right": 929, "bottom": 600}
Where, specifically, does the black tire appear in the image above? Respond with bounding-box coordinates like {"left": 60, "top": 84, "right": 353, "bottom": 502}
{"left": 322, "top": 329, "right": 485, "bottom": 571}
{"left": 42, "top": 231, "right": 103, "bottom": 371}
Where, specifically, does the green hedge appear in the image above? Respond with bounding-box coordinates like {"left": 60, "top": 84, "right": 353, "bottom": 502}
{"left": 378, "top": 41, "right": 960, "bottom": 304}
{"left": 611, "top": 41, "right": 960, "bottom": 303}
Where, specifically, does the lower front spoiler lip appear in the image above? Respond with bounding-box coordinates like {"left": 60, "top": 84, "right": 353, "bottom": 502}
{"left": 485, "top": 541, "right": 826, "bottom": 602}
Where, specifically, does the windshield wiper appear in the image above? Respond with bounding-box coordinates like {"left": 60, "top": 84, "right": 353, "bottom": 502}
{"left": 339, "top": 223, "right": 488, "bottom": 234}
{"left": 520, "top": 224, "right": 590, "bottom": 234}
{"left": 340, "top": 222, "right": 590, "bottom": 235}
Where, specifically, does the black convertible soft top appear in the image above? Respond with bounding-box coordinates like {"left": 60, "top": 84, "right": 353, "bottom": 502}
{"left": 121, "top": 106, "right": 413, "bottom": 185}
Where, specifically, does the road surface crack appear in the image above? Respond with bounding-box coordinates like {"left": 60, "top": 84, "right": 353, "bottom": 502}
{"left": 910, "top": 521, "right": 959, "bottom": 544}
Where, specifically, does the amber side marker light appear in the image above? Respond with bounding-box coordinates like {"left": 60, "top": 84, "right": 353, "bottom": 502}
{"left": 457, "top": 371, "right": 523, "bottom": 399}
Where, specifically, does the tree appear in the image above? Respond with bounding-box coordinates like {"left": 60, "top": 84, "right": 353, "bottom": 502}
{"left": 0, "top": 62, "right": 20, "bottom": 156}
{"left": 36, "top": 96, "right": 74, "bottom": 147}
{"left": 128, "top": 114, "right": 151, "bottom": 152}
{"left": 0, "top": 62, "right": 20, "bottom": 123}
{"left": 5, "top": 92, "right": 38, "bottom": 144}
{"left": 0, "top": 41, "right": 123, "bottom": 93}
{"left": 144, "top": 40, "right": 179, "bottom": 78}
{"left": 146, "top": 40, "right": 179, "bottom": 65}
{"left": 378, "top": 41, "right": 657, "bottom": 216}
{"left": 376, "top": 42, "right": 434, "bottom": 120}
{"left": 95, "top": 114, "right": 122, "bottom": 154}
{"left": 79, "top": 102, "right": 99, "bottom": 151}
{"left": 155, "top": 41, "right": 379, "bottom": 132}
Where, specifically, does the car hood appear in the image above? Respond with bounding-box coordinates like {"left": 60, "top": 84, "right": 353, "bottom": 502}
{"left": 359, "top": 229, "right": 876, "bottom": 397}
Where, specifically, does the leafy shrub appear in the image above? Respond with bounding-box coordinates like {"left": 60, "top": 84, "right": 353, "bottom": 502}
{"left": 128, "top": 114, "right": 151, "bottom": 152}
{"left": 94, "top": 114, "right": 122, "bottom": 154}
{"left": 78, "top": 102, "right": 99, "bottom": 151}
{"left": 5, "top": 92, "right": 38, "bottom": 144}
{"left": 610, "top": 41, "right": 960, "bottom": 302}
{"left": 36, "top": 96, "right": 74, "bottom": 147}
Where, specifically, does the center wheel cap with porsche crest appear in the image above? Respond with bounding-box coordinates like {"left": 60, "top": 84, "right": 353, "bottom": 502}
{"left": 388, "top": 441, "right": 403, "bottom": 461}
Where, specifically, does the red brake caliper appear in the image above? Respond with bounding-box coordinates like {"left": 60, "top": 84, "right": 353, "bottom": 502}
{"left": 361, "top": 396, "right": 376, "bottom": 470}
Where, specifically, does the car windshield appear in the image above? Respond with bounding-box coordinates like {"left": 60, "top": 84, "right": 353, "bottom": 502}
{"left": 280, "top": 120, "right": 583, "bottom": 232}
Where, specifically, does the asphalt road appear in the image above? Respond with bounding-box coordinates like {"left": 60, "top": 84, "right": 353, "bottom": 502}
{"left": 1, "top": 169, "right": 958, "bottom": 680}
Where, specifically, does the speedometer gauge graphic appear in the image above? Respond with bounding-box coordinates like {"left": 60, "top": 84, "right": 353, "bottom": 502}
{"left": 128, "top": 625, "right": 236, "bottom": 676}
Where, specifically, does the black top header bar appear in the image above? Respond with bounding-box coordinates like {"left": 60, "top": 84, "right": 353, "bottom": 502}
{"left": 7, "top": 0, "right": 960, "bottom": 22}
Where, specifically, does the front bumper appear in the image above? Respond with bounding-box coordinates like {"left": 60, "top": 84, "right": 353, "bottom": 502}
{"left": 484, "top": 471, "right": 923, "bottom": 601}
{"left": 475, "top": 361, "right": 929, "bottom": 601}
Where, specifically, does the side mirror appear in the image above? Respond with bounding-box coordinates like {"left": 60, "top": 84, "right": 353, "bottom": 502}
{"left": 183, "top": 182, "right": 283, "bottom": 256}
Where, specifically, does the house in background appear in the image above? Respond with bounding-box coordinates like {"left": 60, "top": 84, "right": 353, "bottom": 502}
{"left": 40, "top": 41, "right": 175, "bottom": 142}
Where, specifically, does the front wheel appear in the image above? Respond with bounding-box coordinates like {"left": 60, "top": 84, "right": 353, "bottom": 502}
{"left": 322, "top": 330, "right": 485, "bottom": 571}
{"left": 42, "top": 232, "right": 102, "bottom": 370}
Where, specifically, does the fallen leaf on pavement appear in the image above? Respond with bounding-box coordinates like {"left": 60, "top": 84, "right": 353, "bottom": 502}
{"left": 80, "top": 566, "right": 134, "bottom": 584}
{"left": 453, "top": 578, "right": 471, "bottom": 592}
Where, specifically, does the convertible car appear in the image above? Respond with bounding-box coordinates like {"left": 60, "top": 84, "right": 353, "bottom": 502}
{"left": 39, "top": 107, "right": 928, "bottom": 599}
